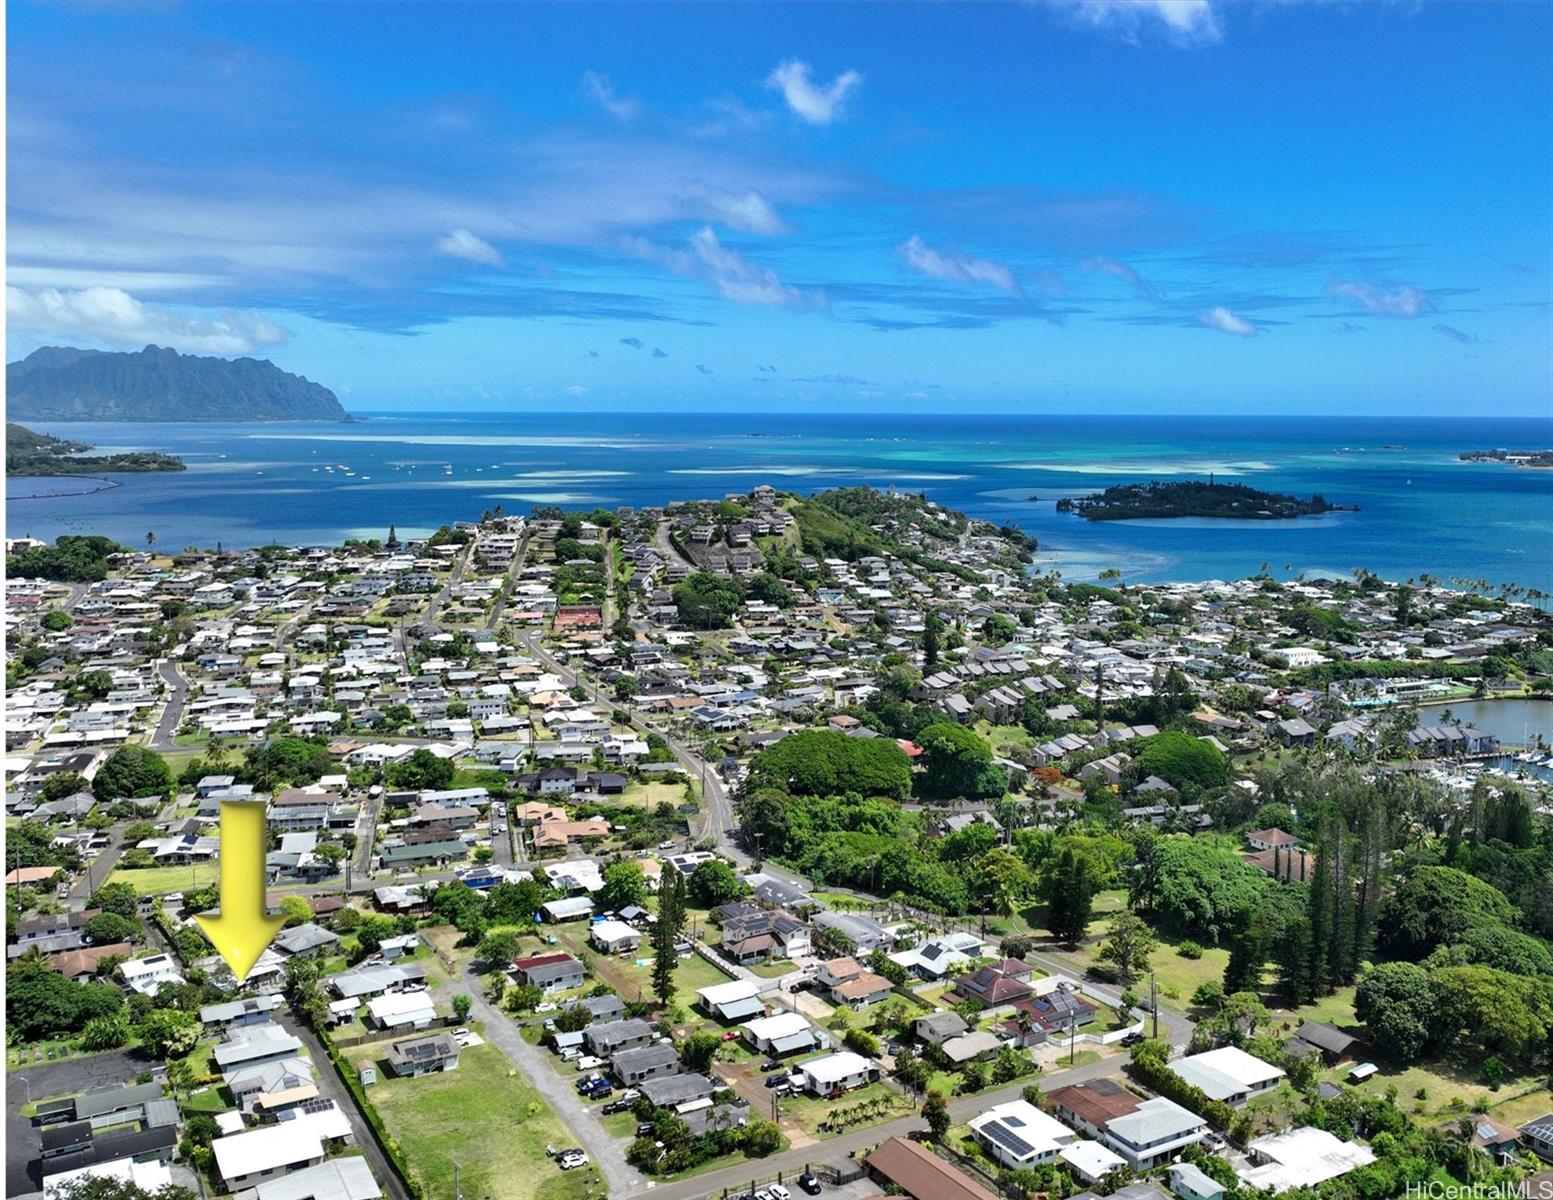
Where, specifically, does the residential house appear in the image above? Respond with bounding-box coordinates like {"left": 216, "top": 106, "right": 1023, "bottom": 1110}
{"left": 386, "top": 1032, "right": 461, "bottom": 1077}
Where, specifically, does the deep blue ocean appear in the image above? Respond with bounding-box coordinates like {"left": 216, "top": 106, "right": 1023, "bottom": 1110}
{"left": 7, "top": 412, "right": 1551, "bottom": 588}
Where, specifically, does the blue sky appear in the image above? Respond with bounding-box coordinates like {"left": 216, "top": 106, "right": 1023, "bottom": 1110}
{"left": 7, "top": 1, "right": 1551, "bottom": 415}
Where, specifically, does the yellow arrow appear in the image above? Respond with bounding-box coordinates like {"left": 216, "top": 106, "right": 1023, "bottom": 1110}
{"left": 195, "top": 800, "right": 285, "bottom": 983}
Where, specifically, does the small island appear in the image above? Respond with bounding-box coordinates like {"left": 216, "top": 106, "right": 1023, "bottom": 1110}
{"left": 7, "top": 422, "right": 186, "bottom": 475}
{"left": 1460, "top": 448, "right": 1553, "bottom": 468}
{"left": 1057, "top": 479, "right": 1355, "bottom": 521}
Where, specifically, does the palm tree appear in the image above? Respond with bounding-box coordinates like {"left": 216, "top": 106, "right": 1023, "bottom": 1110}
{"left": 145, "top": 531, "right": 156, "bottom": 548}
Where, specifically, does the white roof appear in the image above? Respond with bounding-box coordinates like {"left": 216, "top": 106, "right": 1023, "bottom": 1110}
{"left": 742, "top": 1011, "right": 811, "bottom": 1041}
{"left": 1239, "top": 1127, "right": 1377, "bottom": 1193}
{"left": 1058, "top": 1140, "right": 1127, "bottom": 1182}
{"left": 366, "top": 991, "right": 436, "bottom": 1024}
{"left": 213, "top": 1124, "right": 323, "bottom": 1183}
{"left": 590, "top": 919, "right": 639, "bottom": 942}
{"left": 45, "top": 1158, "right": 172, "bottom": 1197}
{"left": 1170, "top": 1046, "right": 1286, "bottom": 1099}
{"left": 969, "top": 1100, "right": 1074, "bottom": 1160}
{"left": 802, "top": 1051, "right": 871, "bottom": 1084}
{"left": 698, "top": 979, "right": 761, "bottom": 1007}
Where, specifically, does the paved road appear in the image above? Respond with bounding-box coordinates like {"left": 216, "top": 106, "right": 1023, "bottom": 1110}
{"left": 450, "top": 969, "right": 646, "bottom": 1197}
{"left": 652, "top": 519, "right": 698, "bottom": 571}
{"left": 284, "top": 1015, "right": 411, "bottom": 1200}
{"left": 484, "top": 531, "right": 533, "bottom": 630}
{"left": 423, "top": 544, "right": 473, "bottom": 623}
{"left": 148, "top": 658, "right": 190, "bottom": 750}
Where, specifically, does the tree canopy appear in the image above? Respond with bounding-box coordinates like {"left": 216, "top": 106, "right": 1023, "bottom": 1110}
{"left": 745, "top": 729, "right": 912, "bottom": 800}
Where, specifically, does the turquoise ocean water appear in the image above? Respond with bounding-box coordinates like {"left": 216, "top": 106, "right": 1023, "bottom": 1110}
{"left": 7, "top": 413, "right": 1551, "bottom": 588}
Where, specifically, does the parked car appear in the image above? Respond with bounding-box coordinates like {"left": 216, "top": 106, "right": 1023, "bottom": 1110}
{"left": 575, "top": 1056, "right": 605, "bottom": 1071}
{"left": 760, "top": 1058, "right": 784, "bottom": 1072}
{"left": 797, "top": 1172, "right": 823, "bottom": 1195}
{"left": 575, "top": 1074, "right": 606, "bottom": 1092}
{"left": 535, "top": 1002, "right": 558, "bottom": 1013}
{"left": 617, "top": 1089, "right": 640, "bottom": 1102}
{"left": 768, "top": 1185, "right": 792, "bottom": 1200}
{"left": 764, "top": 1072, "right": 790, "bottom": 1088}
{"left": 601, "top": 1098, "right": 634, "bottom": 1115}
{"left": 1120, "top": 1031, "right": 1145, "bottom": 1047}
{"left": 557, "top": 1150, "right": 588, "bottom": 1171}
{"left": 721, "top": 1029, "right": 740, "bottom": 1041}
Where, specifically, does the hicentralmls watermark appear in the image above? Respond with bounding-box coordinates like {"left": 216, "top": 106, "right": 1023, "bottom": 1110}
{"left": 1405, "top": 1183, "right": 1553, "bottom": 1200}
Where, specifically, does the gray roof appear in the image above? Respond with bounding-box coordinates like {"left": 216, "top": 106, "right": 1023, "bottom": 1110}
{"left": 245, "top": 1156, "right": 382, "bottom": 1200}
{"left": 612, "top": 1043, "right": 681, "bottom": 1073}
{"left": 73, "top": 1081, "right": 165, "bottom": 1120}
{"left": 585, "top": 1018, "right": 654, "bottom": 1052}
{"left": 273, "top": 923, "right": 340, "bottom": 954}
{"left": 639, "top": 1072, "right": 718, "bottom": 1107}
{"left": 1106, "top": 1097, "right": 1206, "bottom": 1147}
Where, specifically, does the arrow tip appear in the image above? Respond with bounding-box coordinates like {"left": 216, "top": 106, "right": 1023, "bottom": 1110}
{"left": 195, "top": 911, "right": 286, "bottom": 983}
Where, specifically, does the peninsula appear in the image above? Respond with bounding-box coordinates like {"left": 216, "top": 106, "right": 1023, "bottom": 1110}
{"left": 1460, "top": 448, "right": 1553, "bottom": 468}
{"left": 5, "top": 344, "right": 350, "bottom": 422}
{"left": 6, "top": 422, "right": 186, "bottom": 475}
{"left": 1057, "top": 479, "right": 1354, "bottom": 520}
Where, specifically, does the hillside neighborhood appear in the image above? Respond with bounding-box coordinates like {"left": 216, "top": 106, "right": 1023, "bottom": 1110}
{"left": 7, "top": 484, "right": 1553, "bottom": 1200}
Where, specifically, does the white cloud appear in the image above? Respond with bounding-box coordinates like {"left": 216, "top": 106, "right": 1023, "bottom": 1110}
{"left": 1047, "top": 0, "right": 1222, "bottom": 46}
{"left": 898, "top": 235, "right": 1022, "bottom": 297}
{"left": 436, "top": 228, "right": 505, "bottom": 267}
{"left": 622, "top": 227, "right": 825, "bottom": 310}
{"left": 6, "top": 285, "right": 289, "bottom": 354}
{"left": 766, "top": 60, "right": 862, "bottom": 125}
{"left": 1080, "top": 255, "right": 1153, "bottom": 296}
{"left": 563, "top": 384, "right": 589, "bottom": 396}
{"left": 581, "top": 71, "right": 640, "bottom": 121}
{"left": 1197, "top": 305, "right": 1257, "bottom": 336}
{"left": 1328, "top": 277, "right": 1433, "bottom": 318}
{"left": 688, "top": 185, "right": 790, "bottom": 235}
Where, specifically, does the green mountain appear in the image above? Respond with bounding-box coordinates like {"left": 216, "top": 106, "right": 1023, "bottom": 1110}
{"left": 6, "top": 344, "right": 349, "bottom": 421}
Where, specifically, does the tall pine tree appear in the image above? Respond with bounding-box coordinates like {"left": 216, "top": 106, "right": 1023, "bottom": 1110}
{"left": 651, "top": 870, "right": 687, "bottom": 1007}
{"left": 1047, "top": 848, "right": 1095, "bottom": 945}
{"left": 1222, "top": 908, "right": 1265, "bottom": 996}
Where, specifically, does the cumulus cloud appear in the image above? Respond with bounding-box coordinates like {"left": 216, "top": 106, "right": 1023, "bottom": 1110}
{"left": 1197, "top": 305, "right": 1257, "bottom": 336}
{"left": 695, "top": 363, "right": 713, "bottom": 375}
{"left": 6, "top": 284, "right": 288, "bottom": 354}
{"left": 436, "top": 229, "right": 505, "bottom": 266}
{"left": 686, "top": 185, "right": 790, "bottom": 235}
{"left": 1433, "top": 323, "right": 1479, "bottom": 345}
{"left": 1328, "top": 277, "right": 1433, "bottom": 318}
{"left": 898, "top": 235, "right": 1022, "bottom": 297}
{"left": 766, "top": 59, "right": 862, "bottom": 125}
{"left": 1080, "top": 255, "right": 1154, "bottom": 297}
{"left": 652, "top": 347, "right": 668, "bottom": 358}
{"left": 620, "top": 336, "right": 644, "bottom": 350}
{"left": 581, "top": 71, "right": 639, "bottom": 120}
{"left": 622, "top": 227, "right": 825, "bottom": 310}
{"left": 1047, "top": 0, "right": 1222, "bottom": 46}
{"left": 563, "top": 384, "right": 589, "bottom": 396}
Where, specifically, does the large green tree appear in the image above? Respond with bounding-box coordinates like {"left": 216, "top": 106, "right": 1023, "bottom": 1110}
{"left": 917, "top": 722, "right": 1007, "bottom": 800}
{"left": 93, "top": 746, "right": 173, "bottom": 802}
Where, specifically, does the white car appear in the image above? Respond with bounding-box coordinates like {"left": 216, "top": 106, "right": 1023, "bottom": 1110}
{"left": 557, "top": 1150, "right": 589, "bottom": 1171}
{"left": 768, "top": 1186, "right": 791, "bottom": 1200}
{"left": 575, "top": 1056, "right": 605, "bottom": 1072}
{"left": 536, "top": 1002, "right": 557, "bottom": 1013}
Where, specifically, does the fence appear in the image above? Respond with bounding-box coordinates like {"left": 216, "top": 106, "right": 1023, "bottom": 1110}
{"left": 331, "top": 1016, "right": 462, "bottom": 1050}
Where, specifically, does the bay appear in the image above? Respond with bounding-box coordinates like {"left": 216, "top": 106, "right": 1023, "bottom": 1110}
{"left": 7, "top": 411, "right": 1551, "bottom": 589}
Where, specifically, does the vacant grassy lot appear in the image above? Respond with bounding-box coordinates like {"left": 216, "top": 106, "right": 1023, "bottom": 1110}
{"left": 107, "top": 862, "right": 218, "bottom": 895}
{"left": 343, "top": 1042, "right": 593, "bottom": 1200}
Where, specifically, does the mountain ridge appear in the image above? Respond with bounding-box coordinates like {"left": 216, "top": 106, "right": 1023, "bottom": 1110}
{"left": 5, "top": 344, "right": 351, "bottom": 422}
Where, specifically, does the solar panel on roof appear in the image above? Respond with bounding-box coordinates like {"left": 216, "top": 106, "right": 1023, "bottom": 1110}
{"left": 983, "top": 1119, "right": 1036, "bottom": 1158}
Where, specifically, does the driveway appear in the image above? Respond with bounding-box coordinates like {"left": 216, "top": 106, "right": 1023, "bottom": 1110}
{"left": 283, "top": 1015, "right": 411, "bottom": 1200}
{"left": 450, "top": 969, "right": 646, "bottom": 1197}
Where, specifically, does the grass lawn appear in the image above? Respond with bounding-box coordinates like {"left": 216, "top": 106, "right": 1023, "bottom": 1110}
{"left": 107, "top": 862, "right": 218, "bottom": 895}
{"left": 779, "top": 1081, "right": 909, "bottom": 1137}
{"left": 344, "top": 1043, "right": 595, "bottom": 1200}
{"left": 182, "top": 1085, "right": 234, "bottom": 1114}
{"left": 561, "top": 931, "right": 732, "bottom": 1008}
{"left": 620, "top": 781, "right": 690, "bottom": 808}
{"left": 747, "top": 959, "right": 795, "bottom": 979}
{"left": 1327, "top": 1056, "right": 1549, "bottom": 1121}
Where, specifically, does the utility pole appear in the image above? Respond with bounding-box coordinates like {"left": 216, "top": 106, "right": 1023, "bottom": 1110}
{"left": 1150, "top": 972, "right": 1159, "bottom": 1041}
{"left": 1069, "top": 1012, "right": 1077, "bottom": 1066}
